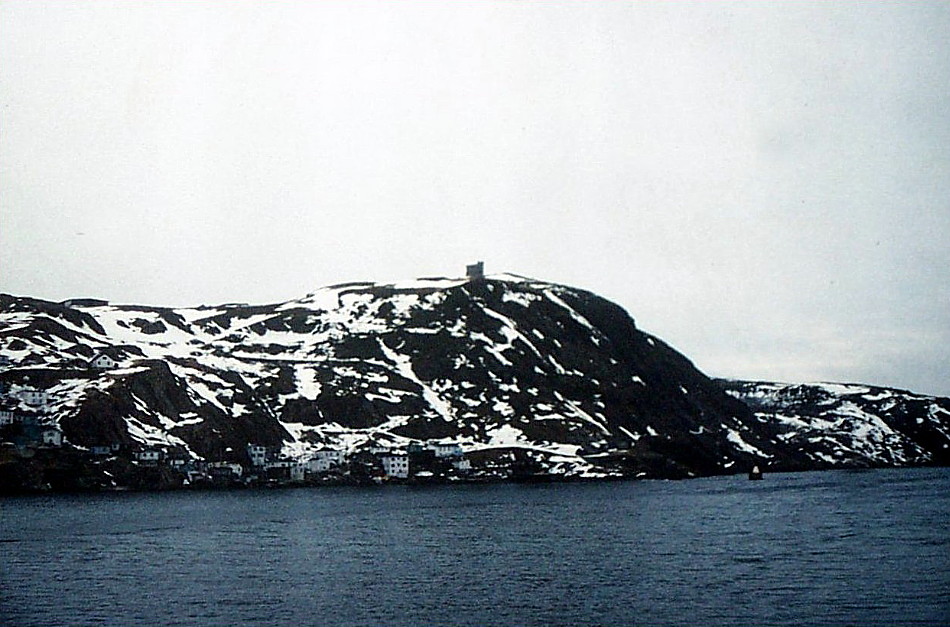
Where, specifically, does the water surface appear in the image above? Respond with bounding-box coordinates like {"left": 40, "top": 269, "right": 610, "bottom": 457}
{"left": 2, "top": 468, "right": 948, "bottom": 626}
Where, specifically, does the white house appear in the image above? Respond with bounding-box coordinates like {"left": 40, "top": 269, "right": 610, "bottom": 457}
{"left": 90, "top": 352, "right": 119, "bottom": 369}
{"left": 307, "top": 457, "right": 331, "bottom": 473}
{"left": 452, "top": 457, "right": 472, "bottom": 472}
{"left": 313, "top": 448, "right": 345, "bottom": 465}
{"left": 307, "top": 450, "right": 345, "bottom": 474}
{"left": 381, "top": 454, "right": 410, "bottom": 479}
{"left": 209, "top": 462, "right": 243, "bottom": 478}
{"left": 0, "top": 409, "right": 14, "bottom": 425}
{"left": 41, "top": 427, "right": 63, "bottom": 447}
{"left": 428, "top": 441, "right": 464, "bottom": 458}
{"left": 290, "top": 464, "right": 306, "bottom": 482}
{"left": 247, "top": 444, "right": 268, "bottom": 466}
{"left": 20, "top": 388, "right": 48, "bottom": 407}
{"left": 135, "top": 449, "right": 161, "bottom": 463}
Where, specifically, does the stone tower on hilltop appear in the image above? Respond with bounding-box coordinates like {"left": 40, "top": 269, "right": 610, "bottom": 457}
{"left": 466, "top": 261, "right": 484, "bottom": 281}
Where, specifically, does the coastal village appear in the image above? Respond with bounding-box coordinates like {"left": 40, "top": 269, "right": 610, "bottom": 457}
{"left": 0, "top": 347, "right": 534, "bottom": 492}
{"left": 4, "top": 262, "right": 947, "bottom": 494}
{"left": 0, "top": 374, "right": 491, "bottom": 491}
{"left": 0, "top": 262, "right": 540, "bottom": 492}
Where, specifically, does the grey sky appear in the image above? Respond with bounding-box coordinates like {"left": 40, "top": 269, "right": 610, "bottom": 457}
{"left": 2, "top": 1, "right": 949, "bottom": 396}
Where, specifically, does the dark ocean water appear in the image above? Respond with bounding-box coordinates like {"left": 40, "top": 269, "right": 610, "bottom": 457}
{"left": 2, "top": 468, "right": 948, "bottom": 627}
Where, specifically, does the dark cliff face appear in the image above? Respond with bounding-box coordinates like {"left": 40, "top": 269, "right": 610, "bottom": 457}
{"left": 1, "top": 275, "right": 948, "bottom": 479}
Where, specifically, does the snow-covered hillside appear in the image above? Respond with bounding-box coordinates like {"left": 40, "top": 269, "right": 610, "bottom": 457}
{"left": 720, "top": 380, "right": 950, "bottom": 468}
{"left": 2, "top": 274, "right": 948, "bottom": 487}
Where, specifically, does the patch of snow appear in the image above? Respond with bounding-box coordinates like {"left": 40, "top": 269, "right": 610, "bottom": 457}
{"left": 543, "top": 290, "right": 598, "bottom": 336}
{"left": 547, "top": 355, "right": 569, "bottom": 375}
{"left": 488, "top": 273, "right": 539, "bottom": 284}
{"left": 124, "top": 415, "right": 191, "bottom": 449}
{"left": 406, "top": 327, "right": 440, "bottom": 334}
{"left": 811, "top": 382, "right": 870, "bottom": 396}
{"left": 184, "top": 378, "right": 230, "bottom": 413}
{"left": 174, "top": 307, "right": 226, "bottom": 324}
{"left": 482, "top": 307, "right": 545, "bottom": 359}
{"left": 294, "top": 364, "right": 322, "bottom": 401}
{"left": 388, "top": 277, "right": 469, "bottom": 291}
{"left": 724, "top": 426, "right": 771, "bottom": 458}
{"left": 618, "top": 426, "right": 641, "bottom": 442}
{"left": 485, "top": 424, "right": 527, "bottom": 447}
{"left": 378, "top": 340, "right": 456, "bottom": 422}
{"left": 501, "top": 290, "right": 539, "bottom": 308}
{"left": 110, "top": 366, "right": 150, "bottom": 376}
{"left": 366, "top": 389, "right": 410, "bottom": 404}
{"left": 492, "top": 399, "right": 516, "bottom": 417}
{"left": 472, "top": 331, "right": 513, "bottom": 366}
{"left": 557, "top": 396, "right": 611, "bottom": 435}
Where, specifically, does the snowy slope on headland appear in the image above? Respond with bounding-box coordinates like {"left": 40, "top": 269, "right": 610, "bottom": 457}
{"left": 1, "top": 273, "right": 948, "bottom": 486}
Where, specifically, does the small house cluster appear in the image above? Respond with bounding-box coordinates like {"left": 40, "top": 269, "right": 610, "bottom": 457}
{"left": 41, "top": 437, "right": 478, "bottom": 490}
{"left": 0, "top": 346, "right": 132, "bottom": 454}
{"left": 0, "top": 382, "right": 63, "bottom": 449}
{"left": 1, "top": 369, "right": 479, "bottom": 489}
{"left": 0, "top": 345, "right": 129, "bottom": 372}
{"left": 237, "top": 439, "right": 472, "bottom": 486}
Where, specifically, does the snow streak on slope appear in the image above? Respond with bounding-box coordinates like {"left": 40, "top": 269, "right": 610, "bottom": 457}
{"left": 378, "top": 340, "right": 456, "bottom": 423}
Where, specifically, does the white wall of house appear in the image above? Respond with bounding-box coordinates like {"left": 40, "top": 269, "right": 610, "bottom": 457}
{"left": 210, "top": 462, "right": 243, "bottom": 477}
{"left": 307, "top": 457, "right": 332, "bottom": 473}
{"left": 248, "top": 445, "right": 268, "bottom": 466}
{"left": 21, "top": 389, "right": 48, "bottom": 406}
{"left": 428, "top": 442, "right": 464, "bottom": 458}
{"left": 382, "top": 455, "right": 409, "bottom": 479}
{"left": 314, "top": 449, "right": 344, "bottom": 464}
{"left": 91, "top": 354, "right": 118, "bottom": 369}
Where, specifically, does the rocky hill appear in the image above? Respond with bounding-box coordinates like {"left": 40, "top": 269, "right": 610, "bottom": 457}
{"left": 1, "top": 272, "right": 948, "bottom": 489}
{"left": 719, "top": 380, "right": 950, "bottom": 469}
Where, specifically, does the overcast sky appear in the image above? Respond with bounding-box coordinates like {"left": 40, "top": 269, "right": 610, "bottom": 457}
{"left": 2, "top": 1, "right": 948, "bottom": 396}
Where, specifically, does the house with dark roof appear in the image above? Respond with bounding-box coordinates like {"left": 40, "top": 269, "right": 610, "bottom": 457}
{"left": 89, "top": 348, "right": 122, "bottom": 369}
